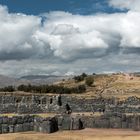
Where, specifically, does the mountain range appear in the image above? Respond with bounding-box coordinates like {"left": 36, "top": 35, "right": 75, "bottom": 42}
{"left": 0, "top": 75, "right": 71, "bottom": 88}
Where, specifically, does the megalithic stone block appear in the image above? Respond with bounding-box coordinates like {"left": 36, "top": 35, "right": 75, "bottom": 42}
{"left": 133, "top": 116, "right": 140, "bottom": 131}
{"left": 0, "top": 125, "right": 2, "bottom": 134}
{"left": 57, "top": 116, "right": 63, "bottom": 130}
{"left": 61, "top": 115, "right": 71, "bottom": 130}
{"left": 109, "top": 117, "right": 122, "bottom": 128}
{"left": 14, "top": 124, "right": 23, "bottom": 132}
{"left": 41, "top": 120, "right": 52, "bottom": 133}
{"left": 22, "top": 123, "right": 31, "bottom": 132}
{"left": 34, "top": 123, "right": 40, "bottom": 132}
{"left": 94, "top": 118, "right": 110, "bottom": 128}
{"left": 71, "top": 118, "right": 84, "bottom": 130}
{"left": 11, "top": 117, "right": 17, "bottom": 125}
{"left": 40, "top": 118, "right": 58, "bottom": 133}
{"left": 84, "top": 117, "right": 94, "bottom": 128}
{"left": 16, "top": 116, "right": 24, "bottom": 124}
{"left": 2, "top": 124, "right": 9, "bottom": 133}
{"left": 9, "top": 125, "right": 14, "bottom": 133}
{"left": 30, "top": 122, "right": 34, "bottom": 131}
{"left": 2, "top": 116, "right": 9, "bottom": 124}
{"left": 0, "top": 117, "right": 3, "bottom": 124}
{"left": 121, "top": 121, "right": 127, "bottom": 129}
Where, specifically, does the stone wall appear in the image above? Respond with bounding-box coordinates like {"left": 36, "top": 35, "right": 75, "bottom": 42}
{"left": 0, "top": 95, "right": 140, "bottom": 114}
{"left": 0, "top": 113, "right": 139, "bottom": 134}
{"left": 0, "top": 94, "right": 139, "bottom": 134}
{"left": 56, "top": 113, "right": 140, "bottom": 131}
{"left": 0, "top": 115, "right": 34, "bottom": 134}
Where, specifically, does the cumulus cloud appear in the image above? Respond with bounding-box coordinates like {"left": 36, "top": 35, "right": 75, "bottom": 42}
{"left": 38, "top": 10, "right": 140, "bottom": 59}
{"left": 0, "top": 5, "right": 41, "bottom": 60}
{"left": 0, "top": 1, "right": 140, "bottom": 76}
{"left": 109, "top": 0, "right": 140, "bottom": 11}
{"left": 1, "top": 4, "right": 140, "bottom": 61}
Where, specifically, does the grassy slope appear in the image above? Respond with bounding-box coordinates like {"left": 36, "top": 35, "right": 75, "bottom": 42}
{"left": 0, "top": 74, "right": 140, "bottom": 99}
{"left": 55, "top": 74, "right": 140, "bottom": 99}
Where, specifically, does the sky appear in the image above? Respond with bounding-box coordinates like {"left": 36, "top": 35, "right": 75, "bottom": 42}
{"left": 0, "top": 0, "right": 140, "bottom": 77}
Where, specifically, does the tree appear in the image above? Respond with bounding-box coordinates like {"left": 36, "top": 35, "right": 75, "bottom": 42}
{"left": 81, "top": 73, "right": 87, "bottom": 78}
{"left": 73, "top": 73, "right": 88, "bottom": 82}
{"left": 0, "top": 85, "right": 15, "bottom": 92}
{"left": 85, "top": 76, "right": 94, "bottom": 86}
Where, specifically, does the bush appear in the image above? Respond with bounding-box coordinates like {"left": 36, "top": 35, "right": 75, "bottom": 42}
{"left": 73, "top": 73, "right": 87, "bottom": 82}
{"left": 85, "top": 76, "right": 94, "bottom": 86}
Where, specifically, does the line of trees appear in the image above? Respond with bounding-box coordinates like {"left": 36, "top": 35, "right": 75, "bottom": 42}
{"left": 0, "top": 84, "right": 86, "bottom": 94}
{"left": 0, "top": 86, "right": 15, "bottom": 92}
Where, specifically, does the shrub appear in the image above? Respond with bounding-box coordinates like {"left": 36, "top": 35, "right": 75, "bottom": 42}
{"left": 73, "top": 73, "right": 88, "bottom": 82}
{"left": 85, "top": 76, "right": 94, "bottom": 86}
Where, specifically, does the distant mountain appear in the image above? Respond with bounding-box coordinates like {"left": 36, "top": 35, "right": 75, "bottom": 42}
{"left": 20, "top": 75, "right": 59, "bottom": 80}
{"left": 0, "top": 75, "right": 17, "bottom": 88}
{"left": 0, "top": 74, "right": 71, "bottom": 88}
{"left": 19, "top": 75, "right": 71, "bottom": 85}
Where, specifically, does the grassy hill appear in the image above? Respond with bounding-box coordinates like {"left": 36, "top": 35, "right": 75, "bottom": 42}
{"left": 54, "top": 73, "right": 140, "bottom": 99}
{"left": 0, "top": 73, "right": 140, "bottom": 99}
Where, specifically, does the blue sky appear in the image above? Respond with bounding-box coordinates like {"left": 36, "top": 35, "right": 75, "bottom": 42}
{"left": 0, "top": 0, "right": 140, "bottom": 77}
{"left": 0, "top": 0, "right": 124, "bottom": 15}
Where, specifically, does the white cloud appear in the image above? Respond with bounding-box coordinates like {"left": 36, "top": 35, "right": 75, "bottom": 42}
{"left": 0, "top": 2, "right": 140, "bottom": 76}
{"left": 1, "top": 4, "right": 140, "bottom": 61}
{"left": 0, "top": 5, "right": 42, "bottom": 60}
{"left": 109, "top": 0, "right": 140, "bottom": 11}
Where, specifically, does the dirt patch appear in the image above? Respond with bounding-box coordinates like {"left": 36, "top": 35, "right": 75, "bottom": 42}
{"left": 0, "top": 128, "right": 140, "bottom": 140}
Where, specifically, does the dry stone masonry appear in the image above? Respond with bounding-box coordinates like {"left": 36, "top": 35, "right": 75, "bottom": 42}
{"left": 0, "top": 113, "right": 139, "bottom": 134}
{"left": 0, "top": 95, "right": 139, "bottom": 114}
{"left": 0, "top": 94, "right": 140, "bottom": 133}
